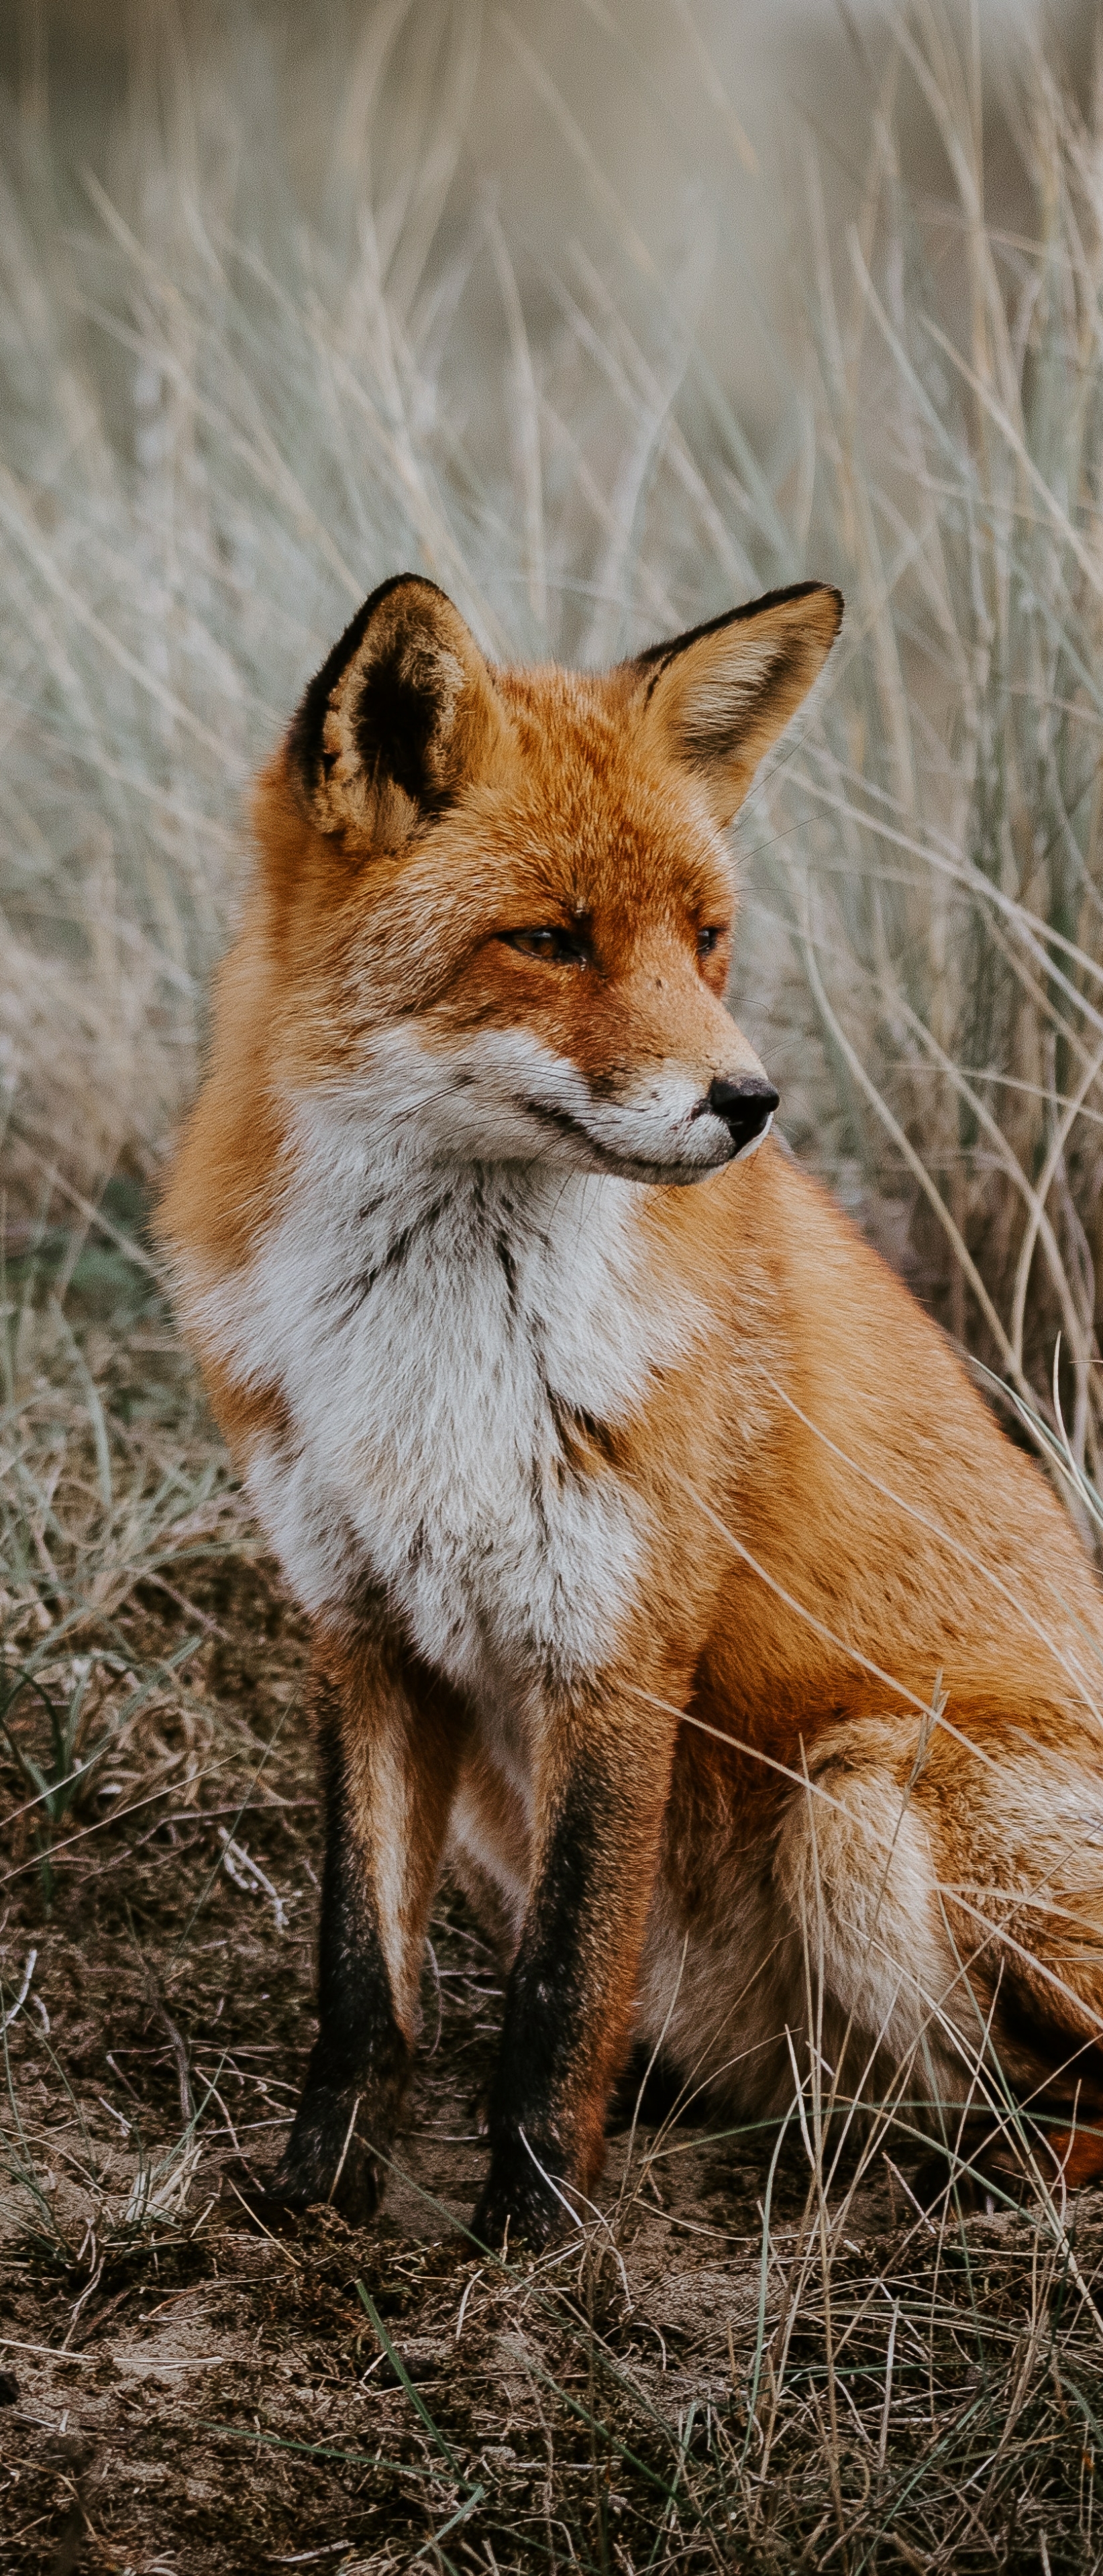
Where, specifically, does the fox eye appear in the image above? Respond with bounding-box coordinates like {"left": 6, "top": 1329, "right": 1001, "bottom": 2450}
{"left": 697, "top": 925, "right": 727, "bottom": 958}
{"left": 501, "top": 926, "right": 588, "bottom": 965}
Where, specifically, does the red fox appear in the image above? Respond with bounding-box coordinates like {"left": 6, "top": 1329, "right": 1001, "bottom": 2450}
{"left": 162, "top": 572, "right": 1103, "bottom": 2245}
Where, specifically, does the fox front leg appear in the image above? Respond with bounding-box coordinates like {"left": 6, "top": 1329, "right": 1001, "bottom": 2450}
{"left": 473, "top": 1685, "right": 679, "bottom": 2250}
{"left": 272, "top": 1630, "right": 465, "bottom": 2220}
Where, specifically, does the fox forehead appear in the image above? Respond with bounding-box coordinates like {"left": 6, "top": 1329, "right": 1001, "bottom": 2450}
{"left": 265, "top": 661, "right": 735, "bottom": 974}
{"left": 488, "top": 665, "right": 735, "bottom": 920}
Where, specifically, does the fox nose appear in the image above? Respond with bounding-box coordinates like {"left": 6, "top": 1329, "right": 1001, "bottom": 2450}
{"left": 703, "top": 1074, "right": 779, "bottom": 1154}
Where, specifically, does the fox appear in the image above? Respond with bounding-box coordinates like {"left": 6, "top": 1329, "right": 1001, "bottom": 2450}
{"left": 161, "top": 569, "right": 1103, "bottom": 2247}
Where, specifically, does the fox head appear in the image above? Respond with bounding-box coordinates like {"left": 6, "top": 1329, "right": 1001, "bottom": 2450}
{"left": 257, "top": 572, "right": 841, "bottom": 1185}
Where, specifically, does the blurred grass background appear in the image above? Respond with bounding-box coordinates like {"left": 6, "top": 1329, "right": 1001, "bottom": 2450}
{"left": 3, "top": 0, "right": 1103, "bottom": 1481}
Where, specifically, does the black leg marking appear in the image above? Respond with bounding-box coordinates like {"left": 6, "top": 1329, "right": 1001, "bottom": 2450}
{"left": 272, "top": 1710, "right": 408, "bottom": 2220}
{"left": 474, "top": 1761, "right": 616, "bottom": 2249}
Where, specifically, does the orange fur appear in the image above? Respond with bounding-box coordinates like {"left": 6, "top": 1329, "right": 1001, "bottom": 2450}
{"left": 162, "top": 574, "right": 1103, "bottom": 2239}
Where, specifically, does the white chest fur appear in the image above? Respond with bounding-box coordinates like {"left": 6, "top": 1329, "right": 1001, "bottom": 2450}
{"left": 187, "top": 1098, "right": 698, "bottom": 1712}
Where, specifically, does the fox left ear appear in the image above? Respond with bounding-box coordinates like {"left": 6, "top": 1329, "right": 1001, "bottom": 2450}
{"left": 629, "top": 580, "right": 842, "bottom": 827}
{"left": 286, "top": 574, "right": 507, "bottom": 849}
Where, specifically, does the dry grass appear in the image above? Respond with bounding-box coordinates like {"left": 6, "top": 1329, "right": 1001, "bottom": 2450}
{"left": 746, "top": 25, "right": 1103, "bottom": 1486}
{"left": 2, "top": 6, "right": 1101, "bottom": 1468}
{"left": 5, "top": 4, "right": 1103, "bottom": 2569}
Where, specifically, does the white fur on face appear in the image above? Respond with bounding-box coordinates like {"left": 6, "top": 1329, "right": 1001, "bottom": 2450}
{"left": 180, "top": 1065, "right": 708, "bottom": 1714}
{"left": 344, "top": 1022, "right": 770, "bottom": 1186}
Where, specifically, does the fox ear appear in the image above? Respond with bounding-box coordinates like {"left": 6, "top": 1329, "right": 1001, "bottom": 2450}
{"left": 287, "top": 574, "right": 506, "bottom": 846}
{"left": 630, "top": 581, "right": 842, "bottom": 827}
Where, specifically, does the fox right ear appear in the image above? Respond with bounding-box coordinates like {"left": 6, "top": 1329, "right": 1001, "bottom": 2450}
{"left": 629, "top": 580, "right": 842, "bottom": 828}
{"left": 286, "top": 574, "right": 507, "bottom": 849}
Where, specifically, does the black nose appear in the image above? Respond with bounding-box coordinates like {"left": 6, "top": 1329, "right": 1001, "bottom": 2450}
{"left": 704, "top": 1074, "right": 779, "bottom": 1154}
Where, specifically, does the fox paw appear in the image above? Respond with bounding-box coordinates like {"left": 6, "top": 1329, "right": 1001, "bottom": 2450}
{"left": 264, "top": 2083, "right": 390, "bottom": 2223}
{"left": 472, "top": 2139, "right": 580, "bottom": 2254}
